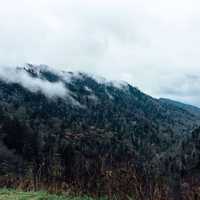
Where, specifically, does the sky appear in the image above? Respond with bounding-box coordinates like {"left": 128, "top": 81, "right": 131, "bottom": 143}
{"left": 1, "top": 0, "right": 200, "bottom": 106}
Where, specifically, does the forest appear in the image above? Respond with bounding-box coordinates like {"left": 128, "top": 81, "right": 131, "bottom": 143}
{"left": 0, "top": 65, "right": 200, "bottom": 200}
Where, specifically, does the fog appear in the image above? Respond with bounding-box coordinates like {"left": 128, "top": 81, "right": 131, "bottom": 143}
{"left": 0, "top": 66, "right": 67, "bottom": 99}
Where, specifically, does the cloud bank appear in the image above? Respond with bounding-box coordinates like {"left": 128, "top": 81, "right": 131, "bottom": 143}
{"left": 1, "top": 0, "right": 200, "bottom": 105}
{"left": 0, "top": 66, "right": 67, "bottom": 99}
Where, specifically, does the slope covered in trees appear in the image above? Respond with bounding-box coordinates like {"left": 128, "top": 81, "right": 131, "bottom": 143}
{"left": 0, "top": 64, "right": 200, "bottom": 199}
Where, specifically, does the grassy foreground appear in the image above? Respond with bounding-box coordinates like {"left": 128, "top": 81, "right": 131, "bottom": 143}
{"left": 0, "top": 189, "right": 104, "bottom": 200}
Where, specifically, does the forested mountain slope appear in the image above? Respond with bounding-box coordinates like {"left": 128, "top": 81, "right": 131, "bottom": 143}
{"left": 0, "top": 64, "right": 200, "bottom": 199}
{"left": 0, "top": 64, "right": 199, "bottom": 135}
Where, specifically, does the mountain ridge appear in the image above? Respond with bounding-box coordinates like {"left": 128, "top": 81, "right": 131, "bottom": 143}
{"left": 1, "top": 64, "right": 200, "bottom": 199}
{"left": 0, "top": 63, "right": 200, "bottom": 135}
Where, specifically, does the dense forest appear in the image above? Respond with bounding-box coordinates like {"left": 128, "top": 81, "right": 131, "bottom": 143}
{"left": 0, "top": 64, "right": 200, "bottom": 200}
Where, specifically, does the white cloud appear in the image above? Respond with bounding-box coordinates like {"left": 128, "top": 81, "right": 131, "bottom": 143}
{"left": 0, "top": 0, "right": 200, "bottom": 105}
{"left": 0, "top": 66, "right": 67, "bottom": 99}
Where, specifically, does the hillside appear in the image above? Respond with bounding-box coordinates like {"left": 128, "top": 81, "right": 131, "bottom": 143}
{"left": 1, "top": 64, "right": 200, "bottom": 134}
{"left": 0, "top": 64, "right": 200, "bottom": 199}
{"left": 159, "top": 98, "right": 200, "bottom": 118}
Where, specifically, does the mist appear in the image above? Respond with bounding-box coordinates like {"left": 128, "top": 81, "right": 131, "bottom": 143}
{"left": 0, "top": 65, "right": 67, "bottom": 99}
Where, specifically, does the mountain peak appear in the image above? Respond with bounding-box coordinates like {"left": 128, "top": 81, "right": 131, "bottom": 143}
{"left": 20, "top": 63, "right": 49, "bottom": 76}
{"left": 16, "top": 64, "right": 130, "bottom": 91}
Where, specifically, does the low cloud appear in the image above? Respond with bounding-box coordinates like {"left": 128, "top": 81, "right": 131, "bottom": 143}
{"left": 0, "top": 66, "right": 67, "bottom": 99}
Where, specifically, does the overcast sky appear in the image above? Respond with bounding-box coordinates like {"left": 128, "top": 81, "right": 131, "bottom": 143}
{"left": 1, "top": 0, "right": 200, "bottom": 106}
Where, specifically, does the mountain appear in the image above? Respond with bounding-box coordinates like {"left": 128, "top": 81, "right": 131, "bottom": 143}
{"left": 1, "top": 63, "right": 199, "bottom": 135}
{"left": 159, "top": 98, "right": 200, "bottom": 118}
{"left": 0, "top": 64, "right": 200, "bottom": 199}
